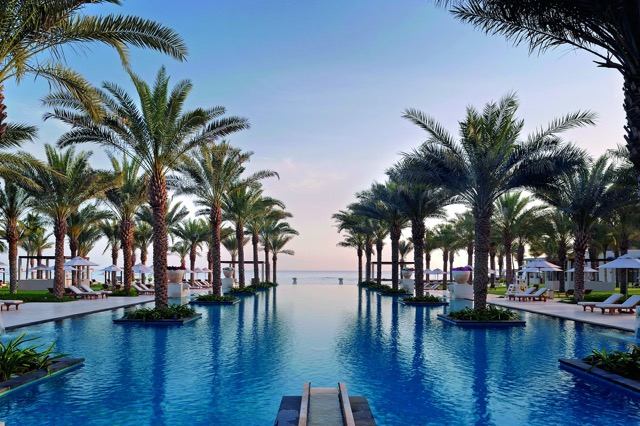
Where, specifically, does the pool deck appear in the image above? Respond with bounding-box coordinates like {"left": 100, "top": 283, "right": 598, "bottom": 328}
{"left": 0, "top": 296, "right": 154, "bottom": 330}
{"left": 487, "top": 294, "right": 636, "bottom": 332}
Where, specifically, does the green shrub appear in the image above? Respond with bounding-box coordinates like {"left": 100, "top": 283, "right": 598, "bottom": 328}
{"left": 583, "top": 346, "right": 640, "bottom": 380}
{"left": 0, "top": 290, "right": 74, "bottom": 303}
{"left": 560, "top": 293, "right": 628, "bottom": 304}
{"left": 227, "top": 287, "right": 257, "bottom": 295}
{"left": 195, "top": 294, "right": 237, "bottom": 302}
{"left": 358, "top": 280, "right": 378, "bottom": 288}
{"left": 249, "top": 282, "right": 277, "bottom": 290}
{"left": 111, "top": 288, "right": 139, "bottom": 297}
{"left": 403, "top": 294, "right": 445, "bottom": 303}
{"left": 379, "top": 286, "right": 410, "bottom": 295}
{"left": 0, "top": 334, "right": 65, "bottom": 381}
{"left": 448, "top": 306, "right": 520, "bottom": 321}
{"left": 124, "top": 304, "right": 196, "bottom": 321}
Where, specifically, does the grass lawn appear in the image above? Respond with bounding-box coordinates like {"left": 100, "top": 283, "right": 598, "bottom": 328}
{"left": 0, "top": 289, "right": 75, "bottom": 302}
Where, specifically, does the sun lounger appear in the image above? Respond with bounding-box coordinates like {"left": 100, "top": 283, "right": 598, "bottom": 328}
{"left": 138, "top": 282, "right": 154, "bottom": 292}
{"left": 518, "top": 287, "right": 548, "bottom": 302}
{"left": 506, "top": 284, "right": 516, "bottom": 295}
{"left": 133, "top": 283, "right": 154, "bottom": 295}
{"left": 0, "top": 300, "right": 23, "bottom": 310}
{"left": 578, "top": 293, "right": 623, "bottom": 312}
{"left": 79, "top": 284, "right": 111, "bottom": 298}
{"left": 68, "top": 285, "right": 100, "bottom": 299}
{"left": 425, "top": 282, "right": 440, "bottom": 291}
{"left": 597, "top": 295, "right": 640, "bottom": 314}
{"left": 507, "top": 287, "right": 536, "bottom": 301}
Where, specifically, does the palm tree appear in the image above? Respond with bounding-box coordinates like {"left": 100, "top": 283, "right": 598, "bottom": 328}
{"left": 47, "top": 67, "right": 249, "bottom": 307}
{"left": 222, "top": 233, "right": 249, "bottom": 278}
{"left": 424, "top": 228, "right": 438, "bottom": 282}
{"left": 262, "top": 219, "right": 298, "bottom": 284}
{"left": 401, "top": 94, "right": 590, "bottom": 308}
{"left": 535, "top": 211, "right": 573, "bottom": 292}
{"left": 0, "top": 182, "right": 29, "bottom": 293}
{"left": 104, "top": 156, "right": 147, "bottom": 292}
{"left": 245, "top": 201, "right": 287, "bottom": 286}
{"left": 173, "top": 142, "right": 277, "bottom": 292}
{"left": 134, "top": 221, "right": 153, "bottom": 285}
{"left": 173, "top": 218, "right": 208, "bottom": 286}
{"left": 338, "top": 233, "right": 366, "bottom": 284}
{"left": 23, "top": 146, "right": 114, "bottom": 297}
{"left": 66, "top": 203, "right": 109, "bottom": 285}
{"left": 352, "top": 182, "right": 409, "bottom": 290}
{"left": 20, "top": 215, "right": 52, "bottom": 279}
{"left": 223, "top": 185, "right": 263, "bottom": 288}
{"left": 101, "top": 220, "right": 120, "bottom": 286}
{"left": 494, "top": 192, "right": 541, "bottom": 284}
{"left": 535, "top": 156, "right": 630, "bottom": 300}
{"left": 137, "top": 200, "right": 189, "bottom": 242}
{"left": 0, "top": 0, "right": 186, "bottom": 140}
{"left": 77, "top": 224, "right": 101, "bottom": 257}
{"left": 270, "top": 230, "right": 297, "bottom": 284}
{"left": 398, "top": 240, "right": 413, "bottom": 264}
{"left": 453, "top": 211, "right": 475, "bottom": 282}
{"left": 439, "top": 1, "right": 640, "bottom": 186}
{"left": 434, "top": 223, "right": 458, "bottom": 284}
{"left": 171, "top": 241, "right": 190, "bottom": 269}
{"left": 333, "top": 209, "right": 375, "bottom": 283}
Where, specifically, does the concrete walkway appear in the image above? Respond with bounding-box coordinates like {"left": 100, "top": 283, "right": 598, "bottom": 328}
{"left": 0, "top": 296, "right": 154, "bottom": 330}
{"left": 488, "top": 294, "right": 636, "bottom": 332}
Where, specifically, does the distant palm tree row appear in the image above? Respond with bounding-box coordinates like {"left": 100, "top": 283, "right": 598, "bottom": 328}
{"left": 0, "top": 1, "right": 297, "bottom": 307}
{"left": 335, "top": 94, "right": 639, "bottom": 304}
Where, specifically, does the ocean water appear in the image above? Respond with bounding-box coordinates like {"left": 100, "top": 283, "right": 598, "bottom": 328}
{"left": 0, "top": 285, "right": 637, "bottom": 425}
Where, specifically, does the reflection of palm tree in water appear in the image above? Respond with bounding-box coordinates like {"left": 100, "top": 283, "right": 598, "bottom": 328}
{"left": 151, "top": 329, "right": 169, "bottom": 422}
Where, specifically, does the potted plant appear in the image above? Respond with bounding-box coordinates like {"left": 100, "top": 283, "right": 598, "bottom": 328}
{"left": 166, "top": 266, "right": 186, "bottom": 284}
{"left": 448, "top": 266, "right": 473, "bottom": 300}
{"left": 222, "top": 267, "right": 234, "bottom": 278}
{"left": 451, "top": 266, "right": 472, "bottom": 284}
{"left": 401, "top": 268, "right": 414, "bottom": 279}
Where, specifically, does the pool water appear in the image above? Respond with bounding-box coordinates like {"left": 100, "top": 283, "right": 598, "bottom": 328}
{"left": 0, "top": 285, "right": 638, "bottom": 425}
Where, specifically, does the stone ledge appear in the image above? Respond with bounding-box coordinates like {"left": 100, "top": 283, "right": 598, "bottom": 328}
{"left": 437, "top": 314, "right": 526, "bottom": 327}
{"left": 113, "top": 313, "right": 202, "bottom": 326}
{"left": 0, "top": 357, "right": 84, "bottom": 397}
{"left": 559, "top": 358, "right": 640, "bottom": 393}
{"left": 401, "top": 300, "right": 449, "bottom": 307}
{"left": 190, "top": 298, "right": 239, "bottom": 306}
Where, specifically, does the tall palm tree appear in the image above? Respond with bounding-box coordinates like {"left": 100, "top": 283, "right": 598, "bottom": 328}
{"left": 0, "top": 182, "right": 29, "bottom": 293}
{"left": 173, "top": 218, "right": 208, "bottom": 286}
{"left": 245, "top": 201, "right": 287, "bottom": 285}
{"left": 494, "top": 192, "right": 541, "bottom": 284}
{"left": 77, "top": 224, "right": 102, "bottom": 257}
{"left": 352, "top": 182, "right": 409, "bottom": 290}
{"left": 333, "top": 209, "right": 375, "bottom": 283}
{"left": 338, "top": 233, "right": 366, "bottom": 284}
{"left": 20, "top": 214, "right": 52, "bottom": 279}
{"left": 0, "top": 0, "right": 187, "bottom": 140}
{"left": 453, "top": 211, "right": 475, "bottom": 282}
{"left": 536, "top": 156, "right": 630, "bottom": 300}
{"left": 262, "top": 218, "right": 299, "bottom": 284}
{"left": 134, "top": 221, "right": 153, "bottom": 285}
{"left": 221, "top": 232, "right": 249, "bottom": 280}
{"left": 171, "top": 241, "right": 190, "bottom": 269}
{"left": 398, "top": 240, "right": 413, "bottom": 264}
{"left": 47, "top": 67, "right": 249, "bottom": 307}
{"left": 23, "top": 146, "right": 114, "bottom": 297}
{"left": 401, "top": 94, "right": 590, "bottom": 308}
{"left": 223, "top": 185, "right": 263, "bottom": 288}
{"left": 424, "top": 228, "right": 438, "bottom": 281}
{"left": 173, "top": 142, "right": 277, "bottom": 292}
{"left": 100, "top": 220, "right": 120, "bottom": 286}
{"left": 104, "top": 156, "right": 147, "bottom": 292}
{"left": 270, "top": 230, "right": 297, "bottom": 284}
{"left": 434, "top": 223, "right": 458, "bottom": 284}
{"left": 137, "top": 200, "right": 189, "bottom": 242}
{"left": 439, "top": 1, "right": 640, "bottom": 186}
{"left": 535, "top": 211, "right": 573, "bottom": 292}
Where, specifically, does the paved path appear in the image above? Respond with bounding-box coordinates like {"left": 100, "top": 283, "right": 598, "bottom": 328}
{"left": 0, "top": 296, "right": 154, "bottom": 330}
{"left": 488, "top": 294, "right": 636, "bottom": 332}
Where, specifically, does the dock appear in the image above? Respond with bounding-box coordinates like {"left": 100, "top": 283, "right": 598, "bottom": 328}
{"left": 274, "top": 382, "right": 375, "bottom": 426}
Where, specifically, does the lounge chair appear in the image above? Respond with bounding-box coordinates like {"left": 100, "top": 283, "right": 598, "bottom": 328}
{"left": 68, "top": 285, "right": 100, "bottom": 299}
{"left": 518, "top": 287, "right": 548, "bottom": 302}
{"left": 578, "top": 293, "right": 623, "bottom": 312}
{"left": 0, "top": 300, "right": 23, "bottom": 311}
{"left": 507, "top": 287, "right": 536, "bottom": 301}
{"left": 137, "top": 282, "right": 154, "bottom": 292}
{"left": 425, "top": 282, "right": 440, "bottom": 291}
{"left": 79, "top": 284, "right": 111, "bottom": 298}
{"left": 597, "top": 295, "right": 640, "bottom": 314}
{"left": 506, "top": 284, "right": 516, "bottom": 296}
{"left": 133, "top": 283, "right": 154, "bottom": 295}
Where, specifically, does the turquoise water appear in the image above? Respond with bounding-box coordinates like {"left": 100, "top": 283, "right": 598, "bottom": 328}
{"left": 0, "top": 285, "right": 638, "bottom": 425}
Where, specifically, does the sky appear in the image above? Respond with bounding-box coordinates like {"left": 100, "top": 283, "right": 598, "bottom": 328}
{"left": 3, "top": 0, "right": 626, "bottom": 272}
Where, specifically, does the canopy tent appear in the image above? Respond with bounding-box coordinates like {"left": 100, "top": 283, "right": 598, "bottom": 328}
{"left": 100, "top": 265, "right": 122, "bottom": 273}
{"left": 566, "top": 266, "right": 598, "bottom": 273}
{"left": 132, "top": 263, "right": 153, "bottom": 274}
{"left": 64, "top": 256, "right": 99, "bottom": 267}
{"left": 526, "top": 258, "right": 561, "bottom": 270}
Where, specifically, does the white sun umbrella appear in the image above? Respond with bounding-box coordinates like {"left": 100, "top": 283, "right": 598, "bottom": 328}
{"left": 45, "top": 265, "right": 77, "bottom": 272}
{"left": 132, "top": 264, "right": 153, "bottom": 274}
{"left": 526, "top": 258, "right": 561, "bottom": 270}
{"left": 33, "top": 264, "right": 51, "bottom": 271}
{"left": 599, "top": 254, "right": 640, "bottom": 269}
{"left": 65, "top": 256, "right": 99, "bottom": 267}
{"left": 100, "top": 265, "right": 122, "bottom": 273}
{"left": 567, "top": 266, "right": 598, "bottom": 273}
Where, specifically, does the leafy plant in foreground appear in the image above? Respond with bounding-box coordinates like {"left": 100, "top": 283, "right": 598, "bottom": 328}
{"left": 0, "top": 334, "right": 65, "bottom": 381}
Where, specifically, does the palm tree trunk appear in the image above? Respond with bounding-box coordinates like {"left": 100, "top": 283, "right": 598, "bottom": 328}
{"left": 623, "top": 76, "right": 640, "bottom": 195}
{"left": 473, "top": 211, "right": 491, "bottom": 309}
{"left": 121, "top": 219, "right": 134, "bottom": 293}
{"left": 558, "top": 242, "right": 567, "bottom": 293}
{"left": 264, "top": 246, "right": 271, "bottom": 284}
{"left": 516, "top": 243, "right": 525, "bottom": 270}
{"left": 36, "top": 248, "right": 43, "bottom": 279}
{"left": 375, "top": 240, "right": 383, "bottom": 285}
{"left": 425, "top": 251, "right": 431, "bottom": 284}
{"left": 252, "top": 231, "right": 260, "bottom": 285}
{"left": 236, "top": 221, "right": 245, "bottom": 288}
{"left": 504, "top": 238, "right": 513, "bottom": 285}
{"left": 189, "top": 245, "right": 197, "bottom": 286}
{"left": 111, "top": 245, "right": 118, "bottom": 288}
{"left": 573, "top": 232, "right": 590, "bottom": 302}
{"left": 489, "top": 243, "right": 496, "bottom": 288}
{"left": 390, "top": 226, "right": 401, "bottom": 290}
{"left": 498, "top": 253, "right": 504, "bottom": 281}
{"left": 69, "top": 238, "right": 78, "bottom": 286}
{"left": 467, "top": 243, "right": 473, "bottom": 283}
{"left": 272, "top": 253, "right": 278, "bottom": 284}
{"left": 0, "top": 84, "right": 7, "bottom": 140}
{"left": 210, "top": 205, "right": 223, "bottom": 294}
{"left": 7, "top": 219, "right": 18, "bottom": 294}
{"left": 365, "top": 242, "right": 372, "bottom": 282}
{"left": 357, "top": 247, "right": 363, "bottom": 284}
{"left": 442, "top": 248, "right": 448, "bottom": 284}
{"left": 141, "top": 247, "right": 147, "bottom": 286}
{"left": 149, "top": 172, "right": 168, "bottom": 307}
{"left": 448, "top": 251, "right": 454, "bottom": 282}
{"left": 412, "top": 220, "right": 425, "bottom": 297}
{"left": 53, "top": 217, "right": 67, "bottom": 299}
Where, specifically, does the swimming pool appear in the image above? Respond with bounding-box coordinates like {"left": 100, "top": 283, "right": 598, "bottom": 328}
{"left": 0, "top": 285, "right": 637, "bottom": 425}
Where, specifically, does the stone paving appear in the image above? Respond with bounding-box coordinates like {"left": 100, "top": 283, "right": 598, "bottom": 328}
{"left": 0, "top": 295, "right": 154, "bottom": 330}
